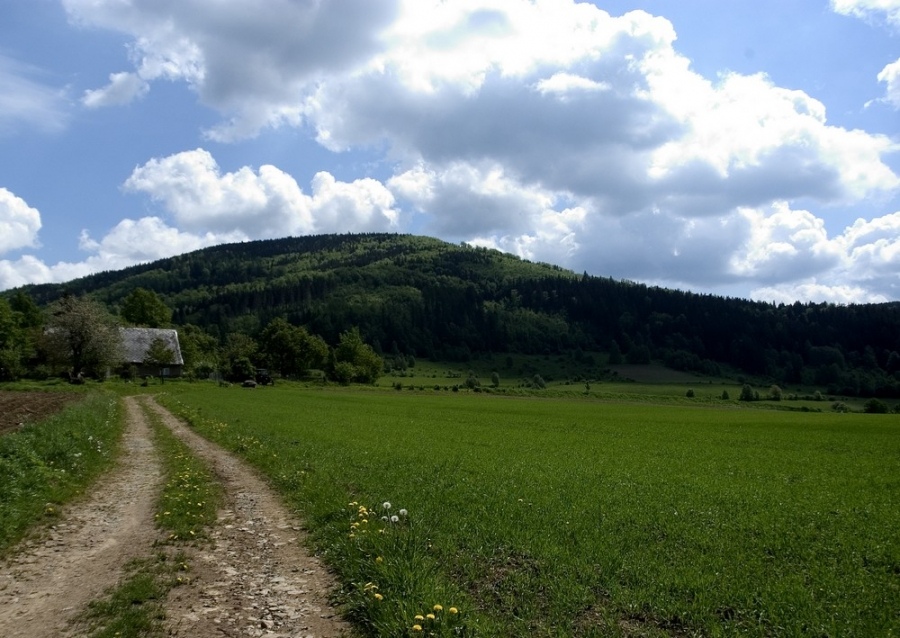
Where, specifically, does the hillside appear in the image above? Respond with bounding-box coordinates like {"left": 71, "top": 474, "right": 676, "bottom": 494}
{"left": 11, "top": 233, "right": 900, "bottom": 396}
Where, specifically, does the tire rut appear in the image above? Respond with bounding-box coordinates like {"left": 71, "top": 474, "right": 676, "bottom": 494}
{"left": 140, "top": 396, "right": 348, "bottom": 638}
{"left": 0, "top": 395, "right": 348, "bottom": 638}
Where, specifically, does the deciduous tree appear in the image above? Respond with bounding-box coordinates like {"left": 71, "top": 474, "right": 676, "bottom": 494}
{"left": 43, "top": 296, "right": 122, "bottom": 377}
{"left": 120, "top": 288, "right": 172, "bottom": 328}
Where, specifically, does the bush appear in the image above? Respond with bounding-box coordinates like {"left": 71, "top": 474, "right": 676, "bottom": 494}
{"left": 739, "top": 384, "right": 755, "bottom": 402}
{"left": 721, "top": 390, "right": 730, "bottom": 400}
{"left": 685, "top": 389, "right": 695, "bottom": 398}
{"left": 863, "top": 398, "right": 889, "bottom": 414}
{"left": 831, "top": 401, "right": 849, "bottom": 413}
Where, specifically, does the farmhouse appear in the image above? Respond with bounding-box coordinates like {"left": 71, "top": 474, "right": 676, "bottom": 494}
{"left": 120, "top": 327, "right": 184, "bottom": 378}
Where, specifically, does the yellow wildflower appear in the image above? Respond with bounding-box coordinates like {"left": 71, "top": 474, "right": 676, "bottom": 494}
{"left": 374, "top": 593, "right": 383, "bottom": 601}
{"left": 449, "top": 607, "right": 459, "bottom": 614}
{"left": 426, "top": 613, "right": 436, "bottom": 620}
{"left": 433, "top": 604, "right": 443, "bottom": 612}
{"left": 412, "top": 625, "right": 422, "bottom": 632}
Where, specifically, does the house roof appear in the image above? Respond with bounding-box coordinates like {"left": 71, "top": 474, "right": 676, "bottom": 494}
{"left": 120, "top": 327, "right": 184, "bottom": 366}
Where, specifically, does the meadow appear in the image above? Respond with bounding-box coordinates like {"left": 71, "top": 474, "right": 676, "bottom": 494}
{"left": 160, "top": 384, "right": 900, "bottom": 637}
{"left": 0, "top": 391, "right": 121, "bottom": 554}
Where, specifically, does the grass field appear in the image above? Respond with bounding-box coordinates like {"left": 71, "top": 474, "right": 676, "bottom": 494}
{"left": 0, "top": 392, "right": 121, "bottom": 555}
{"left": 160, "top": 384, "right": 900, "bottom": 637}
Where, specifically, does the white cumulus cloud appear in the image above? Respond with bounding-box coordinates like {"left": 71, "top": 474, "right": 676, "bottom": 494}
{"left": 64, "top": 0, "right": 400, "bottom": 140}
{"left": 877, "top": 58, "right": 900, "bottom": 108}
{"left": 124, "top": 149, "right": 400, "bottom": 237}
{"left": 831, "top": 0, "right": 900, "bottom": 28}
{"left": 0, "top": 188, "right": 42, "bottom": 254}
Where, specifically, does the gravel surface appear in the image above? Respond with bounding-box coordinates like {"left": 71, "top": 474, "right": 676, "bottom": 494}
{"left": 0, "top": 395, "right": 348, "bottom": 638}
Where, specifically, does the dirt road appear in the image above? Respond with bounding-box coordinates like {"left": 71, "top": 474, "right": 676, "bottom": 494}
{"left": 0, "top": 395, "right": 348, "bottom": 638}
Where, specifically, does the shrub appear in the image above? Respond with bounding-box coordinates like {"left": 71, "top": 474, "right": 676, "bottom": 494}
{"left": 721, "top": 390, "right": 730, "bottom": 400}
{"left": 739, "top": 384, "right": 755, "bottom": 402}
{"left": 686, "top": 389, "right": 695, "bottom": 398}
{"left": 863, "top": 398, "right": 889, "bottom": 414}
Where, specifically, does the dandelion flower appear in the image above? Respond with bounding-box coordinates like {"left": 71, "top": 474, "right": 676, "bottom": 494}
{"left": 433, "top": 604, "right": 443, "bottom": 612}
{"left": 426, "top": 613, "right": 436, "bottom": 621}
{"left": 391, "top": 515, "right": 399, "bottom": 523}
{"left": 374, "top": 593, "right": 383, "bottom": 601}
{"left": 399, "top": 508, "right": 408, "bottom": 516}
{"left": 383, "top": 501, "right": 391, "bottom": 510}
{"left": 412, "top": 625, "right": 422, "bottom": 632}
{"left": 449, "top": 607, "right": 458, "bottom": 614}
{"left": 375, "top": 556, "right": 383, "bottom": 564}
{"left": 415, "top": 615, "right": 425, "bottom": 621}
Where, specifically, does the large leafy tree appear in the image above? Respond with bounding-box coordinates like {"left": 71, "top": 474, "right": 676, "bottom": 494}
{"left": 0, "top": 298, "right": 25, "bottom": 380}
{"left": 258, "top": 318, "right": 328, "bottom": 377}
{"left": 120, "top": 287, "right": 172, "bottom": 328}
{"left": 178, "top": 324, "right": 219, "bottom": 378}
{"left": 328, "top": 327, "right": 383, "bottom": 384}
{"left": 222, "top": 332, "right": 258, "bottom": 381}
{"left": 43, "top": 295, "right": 122, "bottom": 377}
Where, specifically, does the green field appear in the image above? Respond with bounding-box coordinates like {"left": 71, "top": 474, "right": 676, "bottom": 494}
{"left": 158, "top": 384, "right": 900, "bottom": 637}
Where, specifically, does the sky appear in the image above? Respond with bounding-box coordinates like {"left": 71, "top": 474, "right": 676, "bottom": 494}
{"left": 0, "top": 0, "right": 899, "bottom": 304}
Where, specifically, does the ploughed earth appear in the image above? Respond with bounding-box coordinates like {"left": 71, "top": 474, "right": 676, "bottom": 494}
{"left": 0, "top": 391, "right": 83, "bottom": 436}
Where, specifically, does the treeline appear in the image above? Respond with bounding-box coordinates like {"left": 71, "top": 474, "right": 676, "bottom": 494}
{"left": 8, "top": 233, "right": 900, "bottom": 397}
{"left": 0, "top": 290, "right": 382, "bottom": 386}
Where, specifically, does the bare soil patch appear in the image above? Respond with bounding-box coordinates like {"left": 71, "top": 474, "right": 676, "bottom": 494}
{"left": 0, "top": 391, "right": 84, "bottom": 435}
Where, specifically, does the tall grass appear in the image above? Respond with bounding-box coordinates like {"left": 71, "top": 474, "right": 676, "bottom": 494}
{"left": 0, "top": 392, "right": 121, "bottom": 554}
{"left": 161, "top": 385, "right": 900, "bottom": 636}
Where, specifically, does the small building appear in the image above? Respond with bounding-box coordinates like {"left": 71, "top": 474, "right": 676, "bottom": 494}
{"left": 120, "top": 327, "right": 185, "bottom": 378}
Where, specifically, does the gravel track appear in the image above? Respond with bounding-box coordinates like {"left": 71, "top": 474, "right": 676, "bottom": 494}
{"left": 0, "top": 395, "right": 348, "bottom": 638}
{"left": 0, "top": 396, "right": 163, "bottom": 637}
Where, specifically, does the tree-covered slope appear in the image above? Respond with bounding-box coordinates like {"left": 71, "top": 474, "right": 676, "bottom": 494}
{"left": 12, "top": 233, "right": 900, "bottom": 395}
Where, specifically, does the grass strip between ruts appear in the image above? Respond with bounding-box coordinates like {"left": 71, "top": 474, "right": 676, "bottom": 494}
{"left": 78, "top": 397, "right": 222, "bottom": 638}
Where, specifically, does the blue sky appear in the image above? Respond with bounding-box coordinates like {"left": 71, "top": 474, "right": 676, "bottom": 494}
{"left": 1, "top": 0, "right": 898, "bottom": 303}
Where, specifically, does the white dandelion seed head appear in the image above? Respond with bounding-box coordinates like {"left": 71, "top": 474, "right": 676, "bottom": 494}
{"left": 382, "top": 516, "right": 389, "bottom": 522}
{"left": 383, "top": 501, "right": 391, "bottom": 510}
{"left": 399, "top": 509, "right": 408, "bottom": 517}
{"left": 391, "top": 515, "right": 399, "bottom": 523}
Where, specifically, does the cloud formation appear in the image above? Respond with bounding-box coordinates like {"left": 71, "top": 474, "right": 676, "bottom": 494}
{"left": 0, "top": 56, "right": 68, "bottom": 135}
{"left": 124, "top": 149, "right": 400, "bottom": 236}
{"left": 831, "top": 0, "right": 900, "bottom": 28}
{"left": 833, "top": 0, "right": 900, "bottom": 109}
{"left": 1, "top": 0, "right": 890, "bottom": 303}
{"left": 0, "top": 188, "right": 42, "bottom": 254}
{"left": 65, "top": 0, "right": 400, "bottom": 139}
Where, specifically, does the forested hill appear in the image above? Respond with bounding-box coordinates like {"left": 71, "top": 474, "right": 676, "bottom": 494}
{"left": 15, "top": 233, "right": 900, "bottom": 395}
